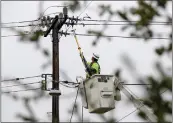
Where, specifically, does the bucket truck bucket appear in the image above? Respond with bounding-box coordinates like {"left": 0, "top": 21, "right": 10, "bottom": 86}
{"left": 79, "top": 74, "right": 116, "bottom": 113}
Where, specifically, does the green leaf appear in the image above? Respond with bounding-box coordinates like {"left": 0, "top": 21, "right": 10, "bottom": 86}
{"left": 156, "top": 0, "right": 167, "bottom": 8}
{"left": 42, "top": 49, "right": 49, "bottom": 57}
{"left": 117, "top": 11, "right": 129, "bottom": 20}
{"left": 155, "top": 47, "right": 165, "bottom": 56}
{"left": 167, "top": 42, "right": 172, "bottom": 52}
{"left": 138, "top": 111, "right": 146, "bottom": 119}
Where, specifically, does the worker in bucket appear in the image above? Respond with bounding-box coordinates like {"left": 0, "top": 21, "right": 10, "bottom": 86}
{"left": 86, "top": 53, "right": 101, "bottom": 79}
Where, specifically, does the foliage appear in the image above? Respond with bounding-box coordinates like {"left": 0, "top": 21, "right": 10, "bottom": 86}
{"left": 3, "top": 0, "right": 172, "bottom": 122}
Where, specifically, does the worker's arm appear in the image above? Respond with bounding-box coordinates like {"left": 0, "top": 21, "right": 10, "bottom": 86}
{"left": 80, "top": 53, "right": 92, "bottom": 76}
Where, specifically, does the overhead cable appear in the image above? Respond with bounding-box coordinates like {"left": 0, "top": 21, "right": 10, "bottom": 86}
{"left": 2, "top": 88, "right": 41, "bottom": 93}
{"left": 58, "top": 31, "right": 170, "bottom": 40}
{"left": 59, "top": 0, "right": 93, "bottom": 41}
{"left": 1, "top": 22, "right": 170, "bottom": 29}
{"left": 1, "top": 33, "right": 169, "bottom": 40}
{"left": 1, "top": 81, "right": 41, "bottom": 88}
{"left": 79, "top": 19, "right": 172, "bottom": 24}
{"left": 1, "top": 75, "right": 41, "bottom": 82}
{"left": 69, "top": 86, "right": 80, "bottom": 122}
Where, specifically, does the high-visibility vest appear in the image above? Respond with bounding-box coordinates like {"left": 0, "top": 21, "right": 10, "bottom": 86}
{"left": 86, "top": 62, "right": 100, "bottom": 78}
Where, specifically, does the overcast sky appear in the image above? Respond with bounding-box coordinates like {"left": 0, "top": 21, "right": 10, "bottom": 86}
{"left": 1, "top": 1, "right": 172, "bottom": 122}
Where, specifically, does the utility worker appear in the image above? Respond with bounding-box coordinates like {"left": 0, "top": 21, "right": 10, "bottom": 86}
{"left": 86, "top": 53, "right": 101, "bottom": 79}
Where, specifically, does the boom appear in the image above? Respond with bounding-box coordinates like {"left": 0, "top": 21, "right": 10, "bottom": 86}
{"left": 116, "top": 82, "right": 157, "bottom": 122}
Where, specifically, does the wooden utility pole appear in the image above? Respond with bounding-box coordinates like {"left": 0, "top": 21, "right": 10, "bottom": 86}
{"left": 44, "top": 7, "right": 68, "bottom": 123}
{"left": 52, "top": 19, "right": 60, "bottom": 123}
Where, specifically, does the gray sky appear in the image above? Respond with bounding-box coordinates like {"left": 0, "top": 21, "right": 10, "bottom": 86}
{"left": 1, "top": 1, "right": 172, "bottom": 122}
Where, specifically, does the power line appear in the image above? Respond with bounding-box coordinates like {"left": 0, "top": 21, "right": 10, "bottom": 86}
{"left": 75, "top": 23, "right": 171, "bottom": 26}
{"left": 78, "top": 1, "right": 93, "bottom": 17}
{"left": 1, "top": 24, "right": 36, "bottom": 28}
{"left": 1, "top": 77, "right": 149, "bottom": 89}
{"left": 69, "top": 86, "right": 80, "bottom": 122}
{"left": 1, "top": 32, "right": 169, "bottom": 40}
{"left": 2, "top": 88, "right": 41, "bottom": 93}
{"left": 59, "top": 32, "right": 169, "bottom": 40}
{"left": 1, "top": 81, "right": 41, "bottom": 88}
{"left": 1, "top": 75, "right": 41, "bottom": 82}
{"left": 116, "top": 89, "right": 169, "bottom": 122}
{"left": 80, "top": 19, "right": 172, "bottom": 24}
{"left": 50, "top": 79, "right": 79, "bottom": 88}
{"left": 2, "top": 19, "right": 171, "bottom": 27}
{"left": 23, "top": 6, "right": 66, "bottom": 38}
{"left": 1, "top": 20, "right": 38, "bottom": 25}
{"left": 1, "top": 6, "right": 68, "bottom": 25}
{"left": 59, "top": 0, "right": 93, "bottom": 41}
{"left": 1, "top": 22, "right": 170, "bottom": 29}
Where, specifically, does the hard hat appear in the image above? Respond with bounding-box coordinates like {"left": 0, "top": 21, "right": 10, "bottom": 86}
{"left": 93, "top": 53, "right": 99, "bottom": 60}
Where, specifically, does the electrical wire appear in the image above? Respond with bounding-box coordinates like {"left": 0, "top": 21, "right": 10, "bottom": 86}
{"left": 0, "top": 79, "right": 151, "bottom": 89}
{"left": 2, "top": 19, "right": 171, "bottom": 26}
{"left": 0, "top": 75, "right": 41, "bottom": 82}
{"left": 115, "top": 89, "right": 169, "bottom": 122}
{"left": 59, "top": 0, "right": 93, "bottom": 40}
{"left": 69, "top": 86, "right": 80, "bottom": 122}
{"left": 1, "top": 6, "right": 68, "bottom": 25}
{"left": 1, "top": 22, "right": 170, "bottom": 29}
{"left": 1, "top": 24, "right": 37, "bottom": 28}
{"left": 1, "top": 34, "right": 52, "bottom": 38}
{"left": 78, "top": 1, "right": 93, "bottom": 17}
{"left": 74, "top": 23, "right": 171, "bottom": 26}
{"left": 1, "top": 33, "right": 169, "bottom": 40}
{"left": 2, "top": 88, "right": 41, "bottom": 93}
{"left": 1, "top": 81, "right": 41, "bottom": 88}
{"left": 24, "top": 5, "right": 67, "bottom": 37}
{"left": 1, "top": 12, "right": 60, "bottom": 25}
{"left": 41, "top": 6, "right": 68, "bottom": 18}
{"left": 50, "top": 79, "right": 79, "bottom": 85}
{"left": 47, "top": 78, "right": 79, "bottom": 88}
{"left": 59, "top": 32, "right": 169, "bottom": 40}
{"left": 1, "top": 20, "right": 38, "bottom": 25}
{"left": 80, "top": 19, "right": 172, "bottom": 24}
{"left": 82, "top": 105, "right": 83, "bottom": 122}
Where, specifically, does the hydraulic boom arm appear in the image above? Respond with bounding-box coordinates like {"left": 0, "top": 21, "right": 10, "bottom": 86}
{"left": 116, "top": 82, "right": 157, "bottom": 122}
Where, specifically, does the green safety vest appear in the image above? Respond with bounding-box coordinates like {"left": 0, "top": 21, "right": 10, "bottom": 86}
{"left": 86, "top": 62, "right": 100, "bottom": 78}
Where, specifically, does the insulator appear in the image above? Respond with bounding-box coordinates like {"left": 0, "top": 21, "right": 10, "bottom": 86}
{"left": 60, "top": 30, "right": 63, "bottom": 36}
{"left": 67, "top": 20, "right": 71, "bottom": 27}
{"left": 64, "top": 31, "right": 67, "bottom": 37}
{"left": 71, "top": 16, "right": 74, "bottom": 23}
{"left": 41, "top": 16, "right": 46, "bottom": 28}
{"left": 41, "top": 80, "right": 47, "bottom": 90}
{"left": 59, "top": 13, "right": 63, "bottom": 22}
{"left": 63, "top": 7, "right": 68, "bottom": 16}
{"left": 47, "top": 16, "right": 51, "bottom": 26}
{"left": 44, "top": 16, "right": 48, "bottom": 27}
{"left": 75, "top": 16, "right": 79, "bottom": 23}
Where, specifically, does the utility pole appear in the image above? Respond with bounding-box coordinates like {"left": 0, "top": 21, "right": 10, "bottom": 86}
{"left": 44, "top": 7, "right": 68, "bottom": 123}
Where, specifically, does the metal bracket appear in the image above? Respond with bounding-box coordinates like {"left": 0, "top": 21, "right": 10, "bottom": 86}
{"left": 41, "top": 74, "right": 52, "bottom": 90}
{"left": 49, "top": 89, "right": 61, "bottom": 96}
